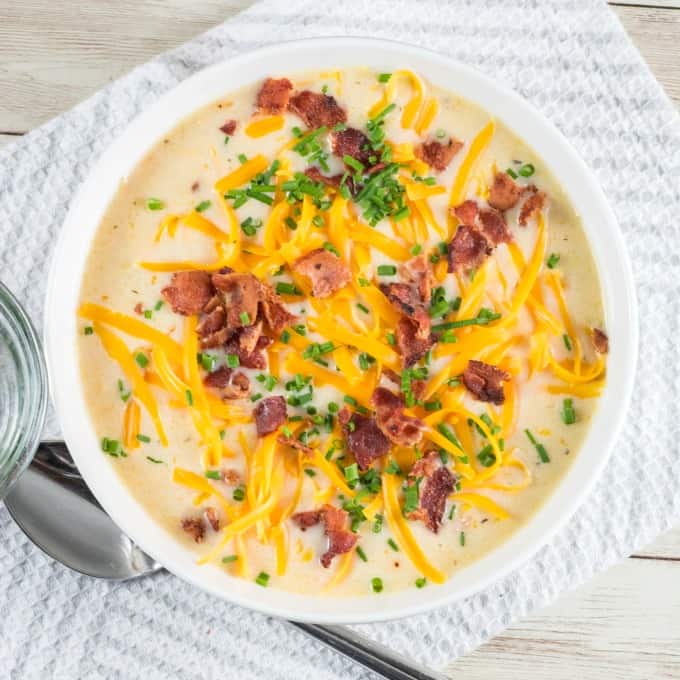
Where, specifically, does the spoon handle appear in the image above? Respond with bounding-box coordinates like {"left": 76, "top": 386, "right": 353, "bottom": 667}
{"left": 290, "top": 623, "right": 448, "bottom": 680}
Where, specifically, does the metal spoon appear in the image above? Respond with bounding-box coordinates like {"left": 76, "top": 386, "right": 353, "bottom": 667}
{"left": 4, "top": 441, "right": 445, "bottom": 680}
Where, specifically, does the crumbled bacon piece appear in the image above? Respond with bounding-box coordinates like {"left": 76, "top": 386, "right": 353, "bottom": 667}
{"left": 277, "top": 435, "right": 314, "bottom": 456}
{"left": 447, "top": 225, "right": 492, "bottom": 274}
{"left": 211, "top": 272, "right": 260, "bottom": 329}
{"left": 181, "top": 517, "right": 205, "bottom": 543}
{"left": 489, "top": 171, "right": 525, "bottom": 211}
{"left": 415, "top": 138, "right": 463, "bottom": 172}
{"left": 288, "top": 90, "right": 347, "bottom": 129}
{"left": 223, "top": 469, "right": 241, "bottom": 485}
{"left": 205, "top": 507, "right": 220, "bottom": 532}
{"left": 592, "top": 328, "right": 609, "bottom": 354}
{"left": 133, "top": 302, "right": 144, "bottom": 315}
{"left": 292, "top": 505, "right": 358, "bottom": 568}
{"left": 197, "top": 305, "right": 226, "bottom": 337}
{"left": 338, "top": 407, "right": 391, "bottom": 470}
{"left": 478, "top": 208, "right": 512, "bottom": 245}
{"left": 239, "top": 320, "right": 263, "bottom": 355}
{"left": 332, "top": 127, "right": 373, "bottom": 166}
{"left": 254, "top": 396, "right": 287, "bottom": 436}
{"left": 399, "top": 254, "right": 432, "bottom": 306}
{"left": 204, "top": 366, "right": 251, "bottom": 399}
{"left": 304, "top": 166, "right": 343, "bottom": 188}
{"left": 380, "top": 283, "right": 430, "bottom": 340}
{"left": 162, "top": 271, "right": 214, "bottom": 315}
{"left": 191, "top": 181, "right": 200, "bottom": 192}
{"left": 453, "top": 200, "right": 479, "bottom": 227}
{"left": 256, "top": 77, "right": 293, "bottom": 114}
{"left": 219, "top": 119, "right": 237, "bottom": 135}
{"left": 259, "top": 283, "right": 296, "bottom": 333}
{"left": 224, "top": 334, "right": 272, "bottom": 370}
{"left": 406, "top": 452, "right": 455, "bottom": 533}
{"left": 462, "top": 359, "right": 511, "bottom": 405}
{"left": 396, "top": 318, "right": 434, "bottom": 368}
{"left": 518, "top": 188, "right": 547, "bottom": 226}
{"left": 294, "top": 248, "right": 351, "bottom": 298}
{"left": 371, "top": 387, "right": 424, "bottom": 447}
{"left": 199, "top": 327, "right": 231, "bottom": 350}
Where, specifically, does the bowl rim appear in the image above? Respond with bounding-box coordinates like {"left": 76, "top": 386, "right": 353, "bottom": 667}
{"left": 45, "top": 36, "right": 638, "bottom": 624}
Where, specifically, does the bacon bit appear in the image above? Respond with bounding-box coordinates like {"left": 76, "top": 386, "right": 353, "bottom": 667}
{"left": 181, "top": 517, "right": 205, "bottom": 543}
{"left": 292, "top": 505, "right": 358, "bottom": 568}
{"left": 478, "top": 208, "right": 512, "bottom": 245}
{"left": 199, "top": 327, "right": 231, "bottom": 350}
{"left": 338, "top": 407, "right": 390, "bottom": 470}
{"left": 294, "top": 248, "right": 351, "bottom": 298}
{"left": 415, "top": 138, "right": 463, "bottom": 172}
{"left": 380, "top": 283, "right": 430, "bottom": 341}
{"left": 592, "top": 328, "right": 609, "bottom": 354}
{"left": 372, "top": 387, "right": 424, "bottom": 447}
{"left": 411, "top": 379, "right": 427, "bottom": 401}
{"left": 222, "top": 469, "right": 241, "bottom": 485}
{"left": 518, "top": 188, "right": 547, "bottom": 226}
{"left": 396, "top": 318, "right": 434, "bottom": 368}
{"left": 205, "top": 507, "right": 220, "bottom": 532}
{"left": 489, "top": 171, "right": 525, "bottom": 211}
{"left": 462, "top": 359, "right": 511, "bottom": 405}
{"left": 239, "top": 320, "right": 263, "bottom": 355}
{"left": 399, "top": 254, "right": 433, "bottom": 305}
{"left": 204, "top": 366, "right": 251, "bottom": 399}
{"left": 453, "top": 200, "right": 479, "bottom": 227}
{"left": 197, "top": 305, "right": 226, "bottom": 338}
{"left": 133, "top": 302, "right": 144, "bottom": 315}
{"left": 211, "top": 272, "right": 261, "bottom": 329}
{"left": 191, "top": 181, "right": 200, "bottom": 192}
{"left": 254, "top": 396, "right": 287, "bottom": 436}
{"left": 277, "top": 435, "right": 314, "bottom": 456}
{"left": 219, "top": 119, "right": 237, "bottom": 135}
{"left": 288, "top": 90, "right": 347, "bottom": 129}
{"left": 447, "top": 224, "right": 492, "bottom": 274}
{"left": 256, "top": 77, "right": 293, "bottom": 114}
{"left": 304, "top": 166, "right": 343, "bottom": 188}
{"left": 406, "top": 452, "right": 455, "bottom": 533}
{"left": 162, "top": 271, "right": 214, "bottom": 315}
{"left": 332, "top": 127, "right": 373, "bottom": 166}
{"left": 224, "top": 334, "right": 272, "bottom": 370}
{"left": 259, "top": 283, "right": 296, "bottom": 333}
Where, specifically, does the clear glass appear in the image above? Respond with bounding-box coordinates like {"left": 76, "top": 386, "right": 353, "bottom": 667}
{"left": 0, "top": 281, "right": 47, "bottom": 499}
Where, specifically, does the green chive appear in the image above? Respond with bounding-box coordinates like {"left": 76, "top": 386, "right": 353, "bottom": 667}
{"left": 154, "top": 300, "right": 163, "bottom": 311}
{"left": 392, "top": 206, "right": 410, "bottom": 222}
{"left": 387, "top": 538, "right": 399, "bottom": 552}
{"left": 561, "top": 398, "right": 576, "bottom": 425}
{"left": 410, "top": 244, "right": 422, "bottom": 255}
{"left": 280, "top": 329, "right": 291, "bottom": 344}
{"left": 386, "top": 332, "right": 396, "bottom": 346}
{"left": 415, "top": 577, "right": 427, "bottom": 588}
{"left": 134, "top": 352, "right": 149, "bottom": 369}
{"left": 293, "top": 324, "right": 307, "bottom": 336}
{"left": 146, "top": 197, "right": 164, "bottom": 210}
{"left": 233, "top": 485, "right": 246, "bottom": 501}
{"left": 226, "top": 354, "right": 240, "bottom": 368}
{"left": 200, "top": 353, "right": 217, "bottom": 372}
{"left": 424, "top": 399, "right": 441, "bottom": 412}
{"left": 356, "top": 546, "right": 368, "bottom": 562}
{"left": 239, "top": 311, "right": 250, "bottom": 325}
{"left": 378, "top": 73, "right": 392, "bottom": 83}
{"left": 83, "top": 325, "right": 94, "bottom": 335}
{"left": 185, "top": 389, "right": 193, "bottom": 406}
{"left": 385, "top": 461, "right": 401, "bottom": 475}
{"left": 250, "top": 392, "right": 263, "bottom": 402}
{"left": 448, "top": 504, "right": 456, "bottom": 520}
{"left": 371, "top": 577, "right": 384, "bottom": 593}
{"left": 344, "top": 463, "right": 359, "bottom": 483}
{"left": 222, "top": 555, "right": 238, "bottom": 563}
{"left": 343, "top": 395, "right": 358, "bottom": 407}
{"left": 328, "top": 402, "right": 339, "bottom": 413}
{"left": 205, "top": 470, "right": 221, "bottom": 480}
{"left": 146, "top": 456, "right": 163, "bottom": 464}
{"left": 356, "top": 302, "right": 370, "bottom": 314}
{"left": 304, "top": 468, "right": 316, "bottom": 477}
{"left": 135, "top": 434, "right": 151, "bottom": 444}
{"left": 563, "top": 334, "right": 573, "bottom": 351}
{"left": 195, "top": 200, "right": 211, "bottom": 212}
{"left": 547, "top": 253, "right": 560, "bottom": 269}
{"left": 525, "top": 429, "right": 550, "bottom": 463}
{"left": 358, "top": 277, "right": 370, "bottom": 287}
{"left": 275, "top": 282, "right": 300, "bottom": 296}
{"left": 238, "top": 153, "right": 248, "bottom": 164}
{"left": 377, "top": 265, "right": 397, "bottom": 276}
{"left": 255, "top": 571, "right": 270, "bottom": 587}
{"left": 459, "top": 531, "right": 466, "bottom": 546}
{"left": 322, "top": 241, "right": 340, "bottom": 256}
{"left": 144, "top": 309, "right": 152, "bottom": 319}
{"left": 519, "top": 163, "right": 535, "bottom": 177}
{"left": 506, "top": 168, "right": 518, "bottom": 179}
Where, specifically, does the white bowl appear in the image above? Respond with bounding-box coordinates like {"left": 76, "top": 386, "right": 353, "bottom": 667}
{"left": 45, "top": 37, "right": 638, "bottom": 624}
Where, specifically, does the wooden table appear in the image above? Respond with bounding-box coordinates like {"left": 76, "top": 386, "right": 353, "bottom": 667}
{"left": 1, "top": 2, "right": 678, "bottom": 678}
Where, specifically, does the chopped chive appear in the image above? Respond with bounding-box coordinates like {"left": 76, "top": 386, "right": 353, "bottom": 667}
{"left": 146, "top": 197, "right": 164, "bottom": 210}
{"left": 222, "top": 555, "right": 238, "bottom": 563}
{"left": 547, "top": 253, "right": 560, "bottom": 269}
{"left": 356, "top": 302, "right": 370, "bottom": 314}
{"left": 410, "top": 244, "right": 422, "bottom": 255}
{"left": 477, "top": 444, "right": 496, "bottom": 468}
{"left": 424, "top": 399, "right": 441, "bottom": 412}
{"left": 448, "top": 504, "right": 456, "bottom": 520}
{"left": 195, "top": 200, "right": 211, "bottom": 212}
{"left": 205, "top": 470, "right": 221, "bottom": 480}
{"left": 223, "top": 136, "right": 230, "bottom": 145}
{"left": 280, "top": 329, "right": 291, "bottom": 344}
{"left": 561, "top": 398, "right": 576, "bottom": 425}
{"left": 437, "top": 423, "right": 462, "bottom": 450}
{"left": 255, "top": 571, "right": 270, "bottom": 587}
{"left": 506, "top": 167, "right": 518, "bottom": 179}
{"left": 563, "top": 334, "right": 573, "bottom": 351}
{"left": 232, "top": 485, "right": 246, "bottom": 501}
{"left": 200, "top": 353, "right": 217, "bottom": 372}
{"left": 525, "top": 429, "right": 550, "bottom": 463}
{"left": 459, "top": 531, "right": 466, "bottom": 546}
{"left": 386, "top": 332, "right": 396, "bottom": 346}
{"left": 519, "top": 163, "right": 535, "bottom": 178}
{"left": 250, "top": 392, "right": 263, "bottom": 402}
{"left": 372, "top": 513, "right": 384, "bottom": 533}
{"left": 83, "top": 325, "right": 94, "bottom": 335}
{"left": 293, "top": 324, "right": 307, "bottom": 336}
{"left": 358, "top": 277, "right": 370, "bottom": 287}
{"left": 378, "top": 72, "right": 392, "bottom": 83}
{"left": 185, "top": 389, "right": 193, "bottom": 406}
{"left": 343, "top": 395, "right": 358, "bottom": 407}
{"left": 239, "top": 311, "right": 250, "bottom": 325}
{"left": 385, "top": 460, "right": 402, "bottom": 475}
{"left": 154, "top": 300, "right": 163, "bottom": 311}
{"left": 238, "top": 153, "right": 248, "bottom": 164}
{"left": 312, "top": 215, "right": 325, "bottom": 228}
{"left": 392, "top": 205, "right": 410, "bottom": 222}
{"left": 134, "top": 352, "right": 149, "bottom": 369}
{"left": 136, "top": 434, "right": 151, "bottom": 444}
{"left": 146, "top": 456, "right": 163, "bottom": 464}
{"left": 415, "top": 577, "right": 427, "bottom": 588}
{"left": 344, "top": 463, "right": 359, "bottom": 483}
{"left": 371, "top": 577, "right": 384, "bottom": 593}
{"left": 356, "top": 546, "right": 368, "bottom": 562}
{"left": 377, "top": 265, "right": 397, "bottom": 276}
{"left": 304, "top": 468, "right": 317, "bottom": 478}
{"left": 144, "top": 309, "right": 152, "bottom": 319}
{"left": 275, "top": 282, "right": 301, "bottom": 296}
{"left": 226, "top": 354, "right": 240, "bottom": 368}
{"left": 387, "top": 538, "right": 399, "bottom": 552}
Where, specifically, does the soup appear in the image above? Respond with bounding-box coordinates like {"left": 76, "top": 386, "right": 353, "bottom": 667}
{"left": 77, "top": 68, "right": 607, "bottom": 596}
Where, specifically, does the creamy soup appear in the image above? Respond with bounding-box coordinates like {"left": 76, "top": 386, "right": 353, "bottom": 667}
{"left": 77, "top": 68, "right": 607, "bottom": 596}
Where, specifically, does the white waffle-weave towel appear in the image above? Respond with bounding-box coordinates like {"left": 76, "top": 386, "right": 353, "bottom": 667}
{"left": 1, "top": 1, "right": 680, "bottom": 678}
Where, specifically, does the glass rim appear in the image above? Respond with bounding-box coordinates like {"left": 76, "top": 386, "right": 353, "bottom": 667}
{"left": 0, "top": 281, "right": 48, "bottom": 498}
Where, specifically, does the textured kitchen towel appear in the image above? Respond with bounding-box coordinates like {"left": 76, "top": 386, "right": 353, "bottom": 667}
{"left": 1, "top": 1, "right": 680, "bottom": 678}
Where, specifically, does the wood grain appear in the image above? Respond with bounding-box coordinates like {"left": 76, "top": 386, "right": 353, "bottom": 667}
{"left": 0, "top": 1, "right": 678, "bottom": 134}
